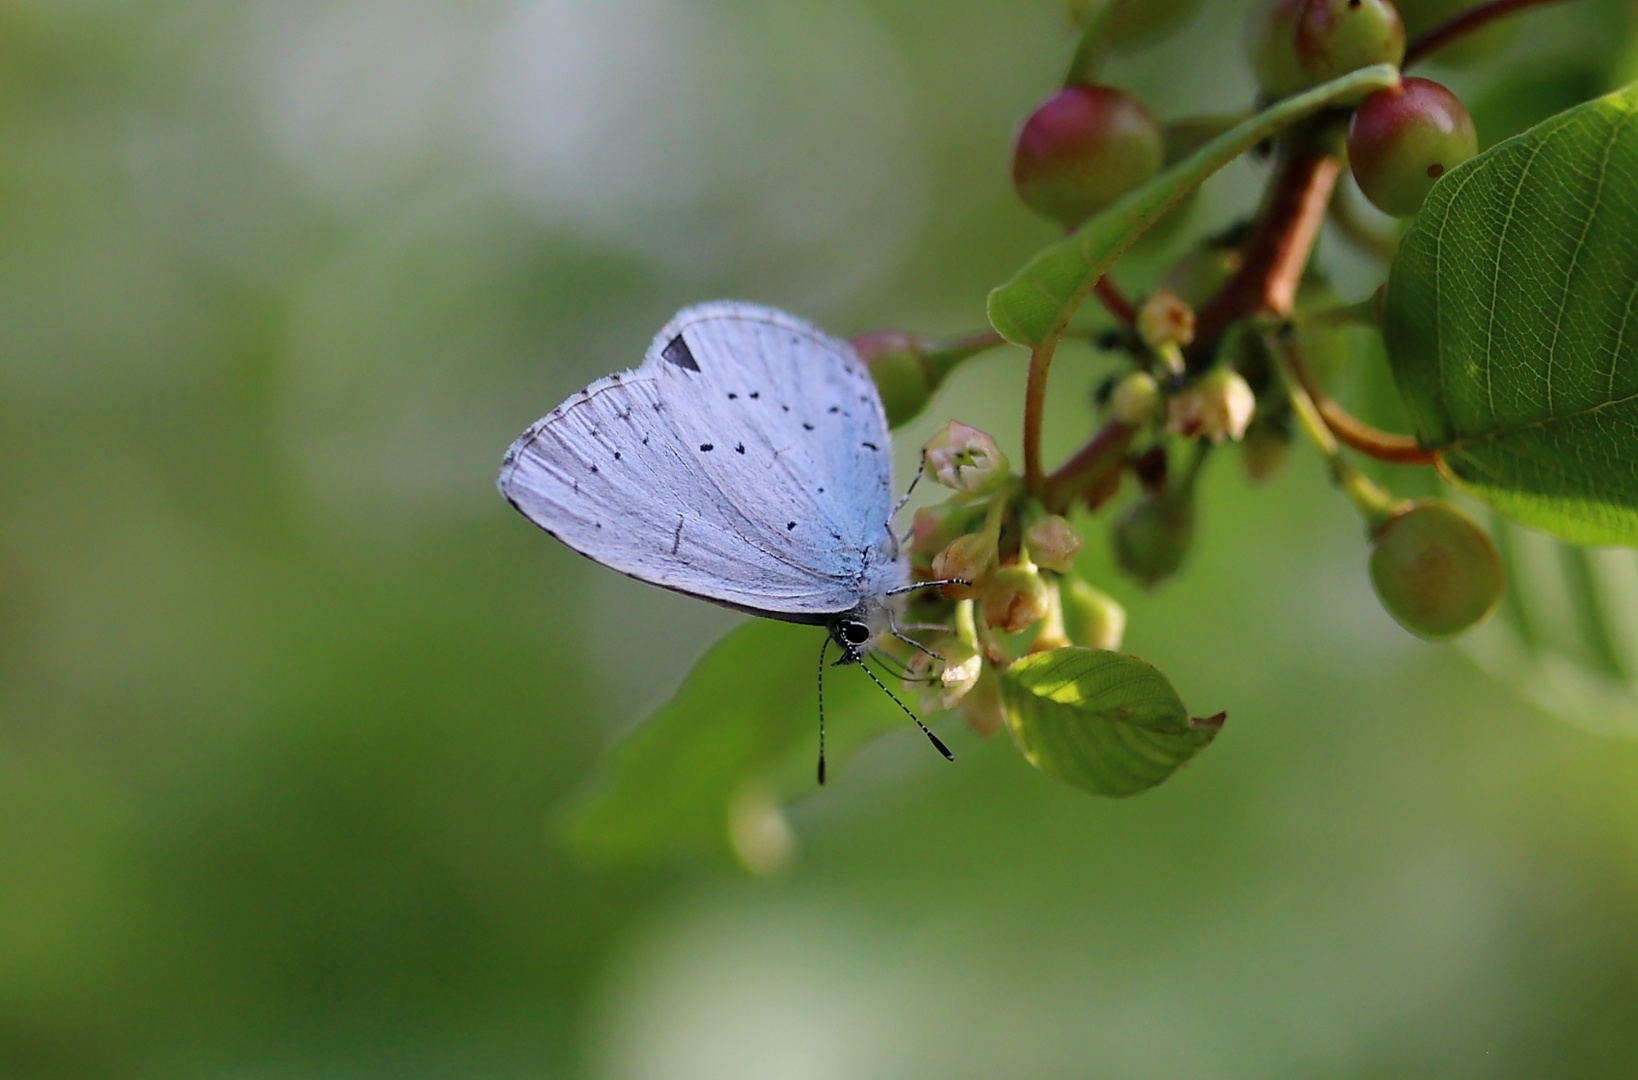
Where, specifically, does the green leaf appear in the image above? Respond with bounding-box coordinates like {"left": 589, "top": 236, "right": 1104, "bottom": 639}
{"left": 987, "top": 64, "right": 1400, "bottom": 348}
{"left": 1000, "top": 648, "right": 1222, "bottom": 797}
{"left": 559, "top": 620, "right": 901, "bottom": 869}
{"left": 1383, "top": 83, "right": 1638, "bottom": 547}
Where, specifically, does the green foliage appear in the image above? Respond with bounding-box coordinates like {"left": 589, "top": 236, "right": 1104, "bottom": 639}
{"left": 987, "top": 63, "right": 1400, "bottom": 348}
{"left": 1000, "top": 648, "right": 1220, "bottom": 796}
{"left": 1383, "top": 82, "right": 1638, "bottom": 546}
{"left": 563, "top": 620, "right": 901, "bottom": 867}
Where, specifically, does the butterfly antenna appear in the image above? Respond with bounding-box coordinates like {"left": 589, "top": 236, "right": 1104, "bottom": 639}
{"left": 816, "top": 635, "right": 828, "bottom": 786}
{"left": 856, "top": 661, "right": 955, "bottom": 763}
{"left": 891, "top": 450, "right": 926, "bottom": 520}
{"left": 885, "top": 578, "right": 969, "bottom": 597}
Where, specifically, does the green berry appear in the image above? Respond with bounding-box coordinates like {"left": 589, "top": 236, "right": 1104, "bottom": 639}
{"left": 1348, "top": 77, "right": 1477, "bottom": 218}
{"left": 1248, "top": 0, "right": 1405, "bottom": 97}
{"left": 1239, "top": 413, "right": 1292, "bottom": 482}
{"left": 1294, "top": 0, "right": 1405, "bottom": 86}
{"left": 1111, "top": 483, "right": 1194, "bottom": 588}
{"left": 853, "top": 332, "right": 935, "bottom": 428}
{"left": 1012, "top": 84, "right": 1163, "bottom": 229}
{"left": 1368, "top": 500, "right": 1504, "bottom": 640}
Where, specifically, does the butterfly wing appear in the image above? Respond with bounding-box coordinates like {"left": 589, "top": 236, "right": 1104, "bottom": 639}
{"left": 499, "top": 302, "right": 904, "bottom": 622}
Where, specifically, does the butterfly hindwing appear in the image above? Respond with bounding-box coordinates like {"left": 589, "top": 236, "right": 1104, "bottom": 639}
{"left": 499, "top": 303, "right": 904, "bottom": 621}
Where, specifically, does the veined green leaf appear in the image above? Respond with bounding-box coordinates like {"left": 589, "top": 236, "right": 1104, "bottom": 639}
{"left": 1384, "top": 83, "right": 1638, "bottom": 547}
{"left": 987, "top": 64, "right": 1400, "bottom": 348}
{"left": 1000, "top": 648, "right": 1221, "bottom": 797}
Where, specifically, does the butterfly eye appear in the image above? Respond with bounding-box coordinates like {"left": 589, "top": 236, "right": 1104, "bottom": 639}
{"left": 843, "top": 622, "right": 871, "bottom": 646}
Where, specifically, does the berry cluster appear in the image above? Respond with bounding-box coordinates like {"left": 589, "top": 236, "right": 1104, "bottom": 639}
{"left": 860, "top": 0, "right": 1512, "bottom": 713}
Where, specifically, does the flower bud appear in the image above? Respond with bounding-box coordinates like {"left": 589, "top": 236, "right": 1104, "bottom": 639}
{"left": 1369, "top": 499, "right": 1505, "bottom": 640}
{"left": 924, "top": 421, "right": 1011, "bottom": 494}
{"left": 982, "top": 565, "right": 1052, "bottom": 635}
{"left": 958, "top": 664, "right": 1007, "bottom": 737}
{"left": 1110, "top": 370, "right": 1160, "bottom": 426}
{"left": 1111, "top": 484, "right": 1194, "bottom": 588}
{"left": 932, "top": 532, "right": 998, "bottom": 599}
{"left": 1059, "top": 575, "right": 1127, "bottom": 651}
{"left": 903, "top": 641, "right": 983, "bottom": 714}
{"left": 1166, "top": 369, "right": 1256, "bottom": 444}
{"left": 1138, "top": 288, "right": 1196, "bottom": 349}
{"left": 853, "top": 332, "right": 936, "bottom": 428}
{"left": 1023, "top": 514, "right": 1084, "bottom": 574}
{"left": 909, "top": 501, "right": 985, "bottom": 565}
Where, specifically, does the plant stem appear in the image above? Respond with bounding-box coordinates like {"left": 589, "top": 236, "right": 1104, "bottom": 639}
{"left": 1094, "top": 275, "right": 1137, "bottom": 324}
{"left": 1404, "top": 0, "right": 1576, "bottom": 68}
{"left": 1274, "top": 327, "right": 1438, "bottom": 465}
{"left": 1022, "top": 337, "right": 1060, "bottom": 492}
{"left": 1041, "top": 419, "right": 1137, "bottom": 514}
{"left": 1187, "top": 142, "right": 1343, "bottom": 371}
{"left": 1270, "top": 334, "right": 1398, "bottom": 524}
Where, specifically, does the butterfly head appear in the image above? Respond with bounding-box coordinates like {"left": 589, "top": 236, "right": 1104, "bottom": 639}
{"left": 827, "top": 594, "right": 896, "bottom": 665}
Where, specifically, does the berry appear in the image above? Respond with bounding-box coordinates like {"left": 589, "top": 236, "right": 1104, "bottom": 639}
{"left": 1368, "top": 500, "right": 1504, "bottom": 639}
{"left": 1294, "top": 0, "right": 1405, "bottom": 87}
{"left": 1247, "top": 0, "right": 1405, "bottom": 97}
{"left": 1012, "top": 84, "right": 1163, "bottom": 229}
{"left": 1348, "top": 77, "right": 1477, "bottom": 217}
{"left": 853, "top": 332, "right": 936, "bottom": 428}
{"left": 1111, "top": 482, "right": 1194, "bottom": 588}
{"left": 983, "top": 566, "right": 1053, "bottom": 635}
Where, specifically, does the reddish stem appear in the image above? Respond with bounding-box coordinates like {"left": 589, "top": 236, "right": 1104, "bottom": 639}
{"left": 1093, "top": 275, "right": 1137, "bottom": 324}
{"left": 1041, "top": 419, "right": 1137, "bottom": 514}
{"left": 1279, "top": 338, "right": 1439, "bottom": 465}
{"left": 1022, "top": 337, "right": 1059, "bottom": 491}
{"left": 1186, "top": 145, "right": 1343, "bottom": 370}
{"left": 1404, "top": 0, "right": 1574, "bottom": 68}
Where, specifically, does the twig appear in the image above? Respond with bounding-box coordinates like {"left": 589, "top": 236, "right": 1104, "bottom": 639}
{"left": 1022, "top": 337, "right": 1061, "bottom": 491}
{"left": 1186, "top": 142, "right": 1343, "bottom": 370}
{"left": 1041, "top": 419, "right": 1137, "bottom": 514}
{"left": 1404, "top": 0, "right": 1575, "bottom": 68}
{"left": 1093, "top": 275, "right": 1137, "bottom": 325}
{"left": 1274, "top": 328, "right": 1437, "bottom": 466}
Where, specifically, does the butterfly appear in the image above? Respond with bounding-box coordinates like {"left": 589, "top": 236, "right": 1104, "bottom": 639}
{"left": 497, "top": 302, "right": 953, "bottom": 781}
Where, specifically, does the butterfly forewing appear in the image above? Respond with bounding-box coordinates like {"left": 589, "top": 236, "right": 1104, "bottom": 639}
{"left": 499, "top": 303, "right": 903, "bottom": 621}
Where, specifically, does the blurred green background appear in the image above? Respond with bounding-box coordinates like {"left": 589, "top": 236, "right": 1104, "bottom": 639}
{"left": 5, "top": 0, "right": 1638, "bottom": 1076}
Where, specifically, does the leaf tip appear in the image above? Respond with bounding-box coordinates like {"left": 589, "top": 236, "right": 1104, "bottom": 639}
{"left": 1189, "top": 710, "right": 1226, "bottom": 732}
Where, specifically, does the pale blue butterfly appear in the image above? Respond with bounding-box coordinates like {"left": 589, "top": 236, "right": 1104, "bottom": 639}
{"left": 498, "top": 302, "right": 954, "bottom": 781}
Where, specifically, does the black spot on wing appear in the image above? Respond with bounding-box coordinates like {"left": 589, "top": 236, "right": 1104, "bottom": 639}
{"left": 662, "top": 334, "right": 699, "bottom": 371}
{"left": 749, "top": 392, "right": 760, "bottom": 399}
{"left": 862, "top": 442, "right": 878, "bottom": 451}
{"left": 735, "top": 443, "right": 745, "bottom": 454}
{"left": 787, "top": 521, "right": 796, "bottom": 530}
{"left": 700, "top": 443, "right": 714, "bottom": 452}
{"left": 613, "top": 451, "right": 621, "bottom": 460}
{"left": 727, "top": 392, "right": 738, "bottom": 400}
{"left": 828, "top": 406, "right": 838, "bottom": 413}
{"left": 802, "top": 422, "right": 814, "bottom": 431}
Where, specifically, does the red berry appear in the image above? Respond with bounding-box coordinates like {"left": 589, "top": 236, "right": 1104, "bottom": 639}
{"left": 1348, "top": 77, "right": 1477, "bottom": 217}
{"left": 1293, "top": 0, "right": 1405, "bottom": 85}
{"left": 1012, "top": 84, "right": 1163, "bottom": 229}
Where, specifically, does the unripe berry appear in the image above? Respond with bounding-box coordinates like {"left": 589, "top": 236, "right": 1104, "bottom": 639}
{"left": 909, "top": 501, "right": 985, "bottom": 567}
{"left": 1348, "top": 77, "right": 1477, "bottom": 218}
{"left": 1368, "top": 500, "right": 1504, "bottom": 640}
{"left": 1111, "top": 483, "right": 1194, "bottom": 588}
{"left": 853, "top": 332, "right": 936, "bottom": 428}
{"left": 1059, "top": 575, "right": 1127, "bottom": 651}
{"left": 1293, "top": 0, "right": 1405, "bottom": 86}
{"left": 1247, "top": 0, "right": 1404, "bottom": 97}
{"left": 982, "top": 565, "right": 1054, "bottom": 635}
{"left": 1012, "top": 84, "right": 1163, "bottom": 229}
{"left": 1110, "top": 371, "right": 1161, "bottom": 425}
{"left": 1240, "top": 413, "right": 1292, "bottom": 482}
{"left": 958, "top": 665, "right": 1006, "bottom": 737}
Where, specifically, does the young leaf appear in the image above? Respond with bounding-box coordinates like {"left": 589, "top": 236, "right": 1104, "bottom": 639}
{"left": 1383, "top": 83, "right": 1638, "bottom": 547}
{"left": 987, "top": 63, "right": 1400, "bottom": 348}
{"left": 1000, "top": 647, "right": 1221, "bottom": 796}
{"left": 560, "top": 620, "right": 900, "bottom": 866}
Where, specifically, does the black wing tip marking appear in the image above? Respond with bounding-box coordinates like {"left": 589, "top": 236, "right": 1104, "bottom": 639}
{"left": 662, "top": 334, "right": 700, "bottom": 371}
